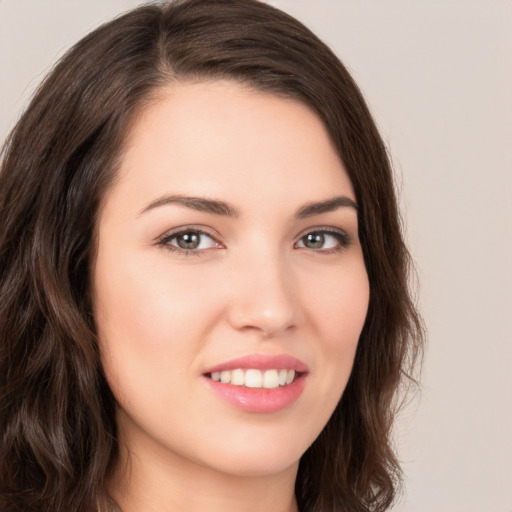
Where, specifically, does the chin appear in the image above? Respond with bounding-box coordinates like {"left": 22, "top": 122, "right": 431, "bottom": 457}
{"left": 207, "top": 453, "right": 300, "bottom": 479}
{"left": 192, "top": 433, "right": 310, "bottom": 478}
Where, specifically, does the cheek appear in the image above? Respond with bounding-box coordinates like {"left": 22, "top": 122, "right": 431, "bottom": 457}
{"left": 304, "top": 258, "right": 369, "bottom": 394}
{"left": 92, "top": 250, "right": 223, "bottom": 397}
{"left": 308, "top": 259, "right": 369, "bottom": 350}
{"left": 96, "top": 245, "right": 219, "bottom": 330}
{"left": 287, "top": 258, "right": 369, "bottom": 444}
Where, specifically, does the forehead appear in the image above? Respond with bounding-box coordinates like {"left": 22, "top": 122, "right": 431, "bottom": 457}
{"left": 112, "top": 80, "right": 354, "bottom": 212}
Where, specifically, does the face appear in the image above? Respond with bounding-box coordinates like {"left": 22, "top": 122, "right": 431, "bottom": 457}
{"left": 93, "top": 80, "right": 369, "bottom": 479}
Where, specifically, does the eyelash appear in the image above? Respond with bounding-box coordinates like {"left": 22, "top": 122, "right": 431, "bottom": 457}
{"left": 157, "top": 228, "right": 221, "bottom": 257}
{"left": 295, "top": 228, "right": 351, "bottom": 254}
{"left": 157, "top": 227, "right": 351, "bottom": 256}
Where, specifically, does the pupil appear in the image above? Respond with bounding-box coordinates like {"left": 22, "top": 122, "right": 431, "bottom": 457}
{"left": 305, "top": 233, "right": 324, "bottom": 249}
{"left": 178, "top": 232, "right": 200, "bottom": 249}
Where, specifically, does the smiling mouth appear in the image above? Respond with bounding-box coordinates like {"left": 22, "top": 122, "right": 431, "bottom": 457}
{"left": 205, "top": 368, "right": 301, "bottom": 389}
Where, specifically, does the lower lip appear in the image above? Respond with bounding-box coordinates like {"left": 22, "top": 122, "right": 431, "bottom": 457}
{"left": 203, "top": 374, "right": 307, "bottom": 413}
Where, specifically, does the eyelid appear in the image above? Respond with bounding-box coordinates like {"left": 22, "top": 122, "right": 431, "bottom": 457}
{"left": 155, "top": 225, "right": 352, "bottom": 255}
{"left": 294, "top": 226, "right": 352, "bottom": 252}
{"left": 156, "top": 226, "right": 224, "bottom": 254}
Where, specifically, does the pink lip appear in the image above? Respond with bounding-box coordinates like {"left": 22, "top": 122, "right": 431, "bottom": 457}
{"left": 202, "top": 354, "right": 308, "bottom": 414}
{"left": 203, "top": 354, "right": 308, "bottom": 374}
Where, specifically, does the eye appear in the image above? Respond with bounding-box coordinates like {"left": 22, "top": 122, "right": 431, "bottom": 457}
{"left": 158, "top": 228, "right": 221, "bottom": 254}
{"left": 295, "top": 229, "right": 350, "bottom": 253}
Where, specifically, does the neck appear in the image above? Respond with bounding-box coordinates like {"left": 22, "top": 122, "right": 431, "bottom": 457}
{"left": 108, "top": 442, "right": 300, "bottom": 512}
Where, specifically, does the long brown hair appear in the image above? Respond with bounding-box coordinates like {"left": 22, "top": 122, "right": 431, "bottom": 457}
{"left": 0, "top": 1, "right": 424, "bottom": 511}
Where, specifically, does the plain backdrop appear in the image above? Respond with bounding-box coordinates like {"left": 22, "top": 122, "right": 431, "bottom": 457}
{"left": 1, "top": 1, "right": 511, "bottom": 511}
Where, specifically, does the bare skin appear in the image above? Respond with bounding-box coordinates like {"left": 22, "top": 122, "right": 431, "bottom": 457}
{"left": 93, "top": 80, "right": 369, "bottom": 512}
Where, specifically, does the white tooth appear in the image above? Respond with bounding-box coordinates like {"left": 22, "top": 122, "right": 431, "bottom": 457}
{"left": 285, "top": 370, "right": 295, "bottom": 385}
{"left": 211, "top": 371, "right": 221, "bottom": 382}
{"left": 263, "top": 369, "right": 279, "bottom": 389}
{"left": 278, "top": 369, "right": 287, "bottom": 386}
{"left": 220, "top": 370, "right": 231, "bottom": 384}
{"left": 231, "top": 369, "right": 245, "bottom": 386}
{"left": 245, "top": 369, "right": 263, "bottom": 388}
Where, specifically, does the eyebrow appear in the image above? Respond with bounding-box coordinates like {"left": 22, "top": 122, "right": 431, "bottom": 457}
{"left": 295, "top": 196, "right": 358, "bottom": 218}
{"left": 139, "top": 195, "right": 240, "bottom": 217}
{"left": 139, "top": 194, "right": 357, "bottom": 218}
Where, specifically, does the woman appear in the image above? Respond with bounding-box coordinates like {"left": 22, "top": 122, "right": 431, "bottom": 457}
{"left": 0, "top": 1, "right": 423, "bottom": 511}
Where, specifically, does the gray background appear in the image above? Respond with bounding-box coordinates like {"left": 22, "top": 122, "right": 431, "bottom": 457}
{"left": 1, "top": 1, "right": 511, "bottom": 511}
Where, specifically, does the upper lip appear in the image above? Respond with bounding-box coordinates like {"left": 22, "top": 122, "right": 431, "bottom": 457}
{"left": 203, "top": 354, "right": 308, "bottom": 374}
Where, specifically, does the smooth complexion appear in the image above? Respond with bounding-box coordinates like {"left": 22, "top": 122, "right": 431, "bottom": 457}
{"left": 93, "top": 80, "right": 370, "bottom": 512}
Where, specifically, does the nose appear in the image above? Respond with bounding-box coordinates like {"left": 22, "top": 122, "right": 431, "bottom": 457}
{"left": 226, "top": 251, "right": 299, "bottom": 338}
